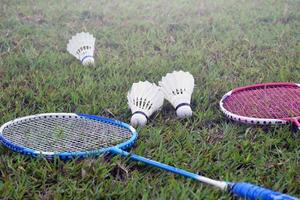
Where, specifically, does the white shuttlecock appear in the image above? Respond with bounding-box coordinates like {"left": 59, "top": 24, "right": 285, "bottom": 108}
{"left": 67, "top": 32, "right": 95, "bottom": 66}
{"left": 127, "top": 81, "right": 164, "bottom": 127}
{"left": 159, "top": 70, "right": 194, "bottom": 119}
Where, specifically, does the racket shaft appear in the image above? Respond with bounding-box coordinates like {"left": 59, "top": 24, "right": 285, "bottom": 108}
{"left": 111, "top": 148, "right": 298, "bottom": 199}
{"left": 111, "top": 147, "right": 227, "bottom": 190}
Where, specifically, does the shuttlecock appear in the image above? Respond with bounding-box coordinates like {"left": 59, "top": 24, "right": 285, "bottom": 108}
{"left": 127, "top": 81, "right": 164, "bottom": 127}
{"left": 67, "top": 32, "right": 95, "bottom": 66}
{"left": 159, "top": 71, "right": 194, "bottom": 119}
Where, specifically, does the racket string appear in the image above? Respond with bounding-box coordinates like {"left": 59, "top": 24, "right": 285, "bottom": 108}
{"left": 2, "top": 117, "right": 132, "bottom": 153}
{"left": 224, "top": 85, "right": 300, "bottom": 119}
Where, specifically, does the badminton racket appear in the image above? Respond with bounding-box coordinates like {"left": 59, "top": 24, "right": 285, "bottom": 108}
{"left": 220, "top": 82, "right": 300, "bottom": 130}
{"left": 0, "top": 113, "right": 297, "bottom": 199}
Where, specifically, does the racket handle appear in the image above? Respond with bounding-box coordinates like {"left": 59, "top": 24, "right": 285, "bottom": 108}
{"left": 231, "top": 182, "right": 298, "bottom": 200}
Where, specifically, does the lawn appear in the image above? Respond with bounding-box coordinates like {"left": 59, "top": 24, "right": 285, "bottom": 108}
{"left": 0, "top": 0, "right": 299, "bottom": 199}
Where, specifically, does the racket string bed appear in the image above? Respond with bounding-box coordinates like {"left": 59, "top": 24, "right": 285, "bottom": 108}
{"left": 223, "top": 85, "right": 300, "bottom": 119}
{"left": 2, "top": 117, "right": 132, "bottom": 153}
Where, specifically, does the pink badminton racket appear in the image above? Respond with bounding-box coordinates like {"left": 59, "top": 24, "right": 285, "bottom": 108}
{"left": 220, "top": 82, "right": 300, "bottom": 130}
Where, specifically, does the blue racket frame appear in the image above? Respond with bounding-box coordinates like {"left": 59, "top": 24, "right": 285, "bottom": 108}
{"left": 0, "top": 113, "right": 138, "bottom": 160}
{"left": 0, "top": 113, "right": 298, "bottom": 200}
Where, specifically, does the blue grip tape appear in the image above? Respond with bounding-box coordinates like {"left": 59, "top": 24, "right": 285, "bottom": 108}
{"left": 231, "top": 182, "right": 299, "bottom": 200}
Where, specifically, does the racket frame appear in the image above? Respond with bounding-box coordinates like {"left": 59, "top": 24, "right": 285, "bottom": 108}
{"left": 0, "top": 113, "right": 138, "bottom": 160}
{"left": 220, "top": 82, "right": 300, "bottom": 129}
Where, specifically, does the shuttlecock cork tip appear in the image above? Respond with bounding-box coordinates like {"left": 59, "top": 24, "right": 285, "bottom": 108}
{"left": 176, "top": 105, "right": 192, "bottom": 119}
{"left": 130, "top": 113, "right": 148, "bottom": 127}
{"left": 82, "top": 56, "right": 95, "bottom": 66}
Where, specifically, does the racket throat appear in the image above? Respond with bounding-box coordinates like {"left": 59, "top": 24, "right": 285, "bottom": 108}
{"left": 110, "top": 147, "right": 130, "bottom": 156}
{"left": 292, "top": 117, "right": 300, "bottom": 129}
{"left": 292, "top": 117, "right": 300, "bottom": 131}
{"left": 282, "top": 117, "right": 300, "bottom": 130}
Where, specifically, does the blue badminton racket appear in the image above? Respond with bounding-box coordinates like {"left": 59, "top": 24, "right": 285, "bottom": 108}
{"left": 0, "top": 113, "right": 297, "bottom": 200}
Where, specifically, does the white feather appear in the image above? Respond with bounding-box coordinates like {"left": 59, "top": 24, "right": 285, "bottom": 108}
{"left": 67, "top": 32, "right": 95, "bottom": 66}
{"left": 159, "top": 71, "right": 194, "bottom": 118}
{"left": 127, "top": 81, "right": 164, "bottom": 127}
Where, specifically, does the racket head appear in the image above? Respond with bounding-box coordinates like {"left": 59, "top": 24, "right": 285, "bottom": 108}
{"left": 220, "top": 82, "right": 300, "bottom": 127}
{"left": 0, "top": 113, "right": 138, "bottom": 160}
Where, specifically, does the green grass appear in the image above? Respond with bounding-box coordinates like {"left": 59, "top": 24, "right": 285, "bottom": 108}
{"left": 0, "top": 0, "right": 300, "bottom": 199}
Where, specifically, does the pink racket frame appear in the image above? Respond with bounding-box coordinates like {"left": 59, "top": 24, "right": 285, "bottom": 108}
{"left": 220, "top": 82, "right": 300, "bottom": 130}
